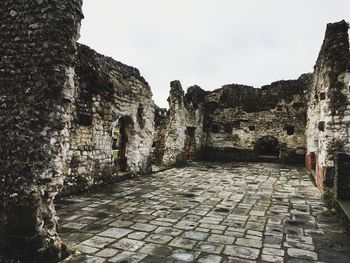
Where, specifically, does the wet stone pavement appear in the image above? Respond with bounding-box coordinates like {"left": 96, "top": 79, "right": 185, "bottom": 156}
{"left": 56, "top": 162, "right": 350, "bottom": 263}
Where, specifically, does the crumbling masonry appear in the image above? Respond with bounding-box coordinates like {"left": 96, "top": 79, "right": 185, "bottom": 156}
{"left": 0, "top": 1, "right": 154, "bottom": 261}
{"left": 155, "top": 21, "right": 350, "bottom": 210}
{"left": 305, "top": 21, "right": 350, "bottom": 204}
{"left": 0, "top": 0, "right": 349, "bottom": 261}
{"left": 156, "top": 75, "right": 312, "bottom": 166}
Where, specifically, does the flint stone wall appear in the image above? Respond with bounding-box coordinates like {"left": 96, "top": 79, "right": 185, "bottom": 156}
{"left": 157, "top": 75, "right": 311, "bottom": 165}
{"left": 306, "top": 20, "right": 350, "bottom": 202}
{"left": 159, "top": 82, "right": 207, "bottom": 166}
{"left": 0, "top": 0, "right": 83, "bottom": 261}
{"left": 162, "top": 81, "right": 187, "bottom": 165}
{"left": 0, "top": 1, "right": 154, "bottom": 261}
{"left": 157, "top": 21, "right": 349, "bottom": 171}
{"left": 152, "top": 106, "right": 168, "bottom": 164}
{"left": 201, "top": 75, "right": 312, "bottom": 163}
{"left": 62, "top": 44, "right": 154, "bottom": 194}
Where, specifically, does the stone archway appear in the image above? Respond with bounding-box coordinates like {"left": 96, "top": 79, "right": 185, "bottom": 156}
{"left": 254, "top": 136, "right": 280, "bottom": 157}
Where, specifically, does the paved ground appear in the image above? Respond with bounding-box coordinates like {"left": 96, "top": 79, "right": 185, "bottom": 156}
{"left": 56, "top": 162, "right": 350, "bottom": 263}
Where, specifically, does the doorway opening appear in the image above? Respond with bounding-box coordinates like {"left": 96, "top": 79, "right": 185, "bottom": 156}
{"left": 337, "top": 153, "right": 350, "bottom": 200}
{"left": 184, "top": 127, "right": 197, "bottom": 160}
{"left": 112, "top": 116, "right": 134, "bottom": 172}
{"left": 254, "top": 136, "right": 280, "bottom": 157}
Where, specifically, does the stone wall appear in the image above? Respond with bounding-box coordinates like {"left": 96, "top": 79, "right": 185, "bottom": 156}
{"left": 305, "top": 20, "right": 350, "bottom": 202}
{"left": 184, "top": 85, "right": 208, "bottom": 159}
{"left": 62, "top": 44, "right": 154, "bottom": 194}
{"left": 201, "top": 75, "right": 312, "bottom": 163}
{"left": 159, "top": 81, "right": 207, "bottom": 166}
{"left": 0, "top": 0, "right": 83, "bottom": 261}
{"left": 156, "top": 21, "right": 349, "bottom": 175}
{"left": 0, "top": 2, "right": 349, "bottom": 259}
{"left": 156, "top": 76, "right": 311, "bottom": 165}
{"left": 153, "top": 21, "right": 350, "bottom": 206}
{"left": 0, "top": 1, "right": 155, "bottom": 261}
{"left": 152, "top": 106, "right": 168, "bottom": 164}
{"left": 162, "top": 81, "right": 187, "bottom": 165}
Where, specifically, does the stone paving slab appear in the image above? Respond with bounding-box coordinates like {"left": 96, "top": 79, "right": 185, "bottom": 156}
{"left": 57, "top": 162, "right": 350, "bottom": 262}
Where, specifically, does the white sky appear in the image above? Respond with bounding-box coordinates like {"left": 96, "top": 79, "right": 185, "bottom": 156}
{"left": 79, "top": 0, "right": 350, "bottom": 108}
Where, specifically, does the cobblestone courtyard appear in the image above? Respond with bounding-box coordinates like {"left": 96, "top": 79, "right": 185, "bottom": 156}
{"left": 57, "top": 163, "right": 350, "bottom": 263}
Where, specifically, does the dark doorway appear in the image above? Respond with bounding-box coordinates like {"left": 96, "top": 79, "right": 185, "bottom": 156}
{"left": 254, "top": 136, "right": 280, "bottom": 156}
{"left": 337, "top": 153, "right": 350, "bottom": 200}
{"left": 112, "top": 116, "right": 134, "bottom": 172}
{"left": 184, "top": 127, "right": 196, "bottom": 160}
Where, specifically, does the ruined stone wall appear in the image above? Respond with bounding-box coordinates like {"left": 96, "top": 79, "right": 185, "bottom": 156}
{"left": 162, "top": 81, "right": 187, "bottom": 165}
{"left": 201, "top": 75, "right": 312, "bottom": 163}
{"left": 159, "top": 81, "right": 207, "bottom": 166}
{"left": 62, "top": 44, "right": 154, "bottom": 194}
{"left": 0, "top": 1, "right": 155, "bottom": 261}
{"left": 0, "top": 0, "right": 83, "bottom": 260}
{"left": 156, "top": 76, "right": 311, "bottom": 165}
{"left": 184, "top": 85, "right": 208, "bottom": 158}
{"left": 306, "top": 20, "right": 350, "bottom": 200}
{"left": 152, "top": 106, "right": 168, "bottom": 164}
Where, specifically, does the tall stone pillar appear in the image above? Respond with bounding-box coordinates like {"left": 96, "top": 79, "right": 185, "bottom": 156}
{"left": 0, "top": 0, "right": 83, "bottom": 261}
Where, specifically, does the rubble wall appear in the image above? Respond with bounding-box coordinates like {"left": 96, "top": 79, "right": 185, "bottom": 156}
{"left": 162, "top": 81, "right": 187, "bottom": 165}
{"left": 201, "top": 75, "right": 312, "bottom": 163}
{"left": 152, "top": 106, "right": 168, "bottom": 164}
{"left": 62, "top": 44, "right": 154, "bottom": 194}
{"left": 156, "top": 76, "right": 311, "bottom": 165}
{"left": 306, "top": 20, "right": 350, "bottom": 200}
{"left": 159, "top": 82, "right": 207, "bottom": 166}
{"left": 0, "top": 2, "right": 155, "bottom": 261}
{"left": 184, "top": 85, "right": 208, "bottom": 158}
{"left": 0, "top": 0, "right": 83, "bottom": 260}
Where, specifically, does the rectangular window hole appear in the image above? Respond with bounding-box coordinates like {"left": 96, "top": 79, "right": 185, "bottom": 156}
{"left": 248, "top": 125, "right": 255, "bottom": 131}
{"left": 284, "top": 125, "right": 295, "bottom": 135}
{"left": 318, "top": 121, "right": 325, "bottom": 132}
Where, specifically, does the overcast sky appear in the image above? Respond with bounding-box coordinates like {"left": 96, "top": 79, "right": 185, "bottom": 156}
{"left": 79, "top": 0, "right": 350, "bottom": 108}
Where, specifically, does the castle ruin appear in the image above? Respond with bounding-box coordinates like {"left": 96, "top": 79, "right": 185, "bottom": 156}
{"left": 0, "top": 1, "right": 349, "bottom": 262}
{"left": 155, "top": 21, "right": 350, "bottom": 207}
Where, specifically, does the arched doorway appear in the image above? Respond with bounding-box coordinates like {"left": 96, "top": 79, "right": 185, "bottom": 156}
{"left": 254, "top": 136, "right": 280, "bottom": 157}
{"left": 112, "top": 116, "right": 134, "bottom": 172}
